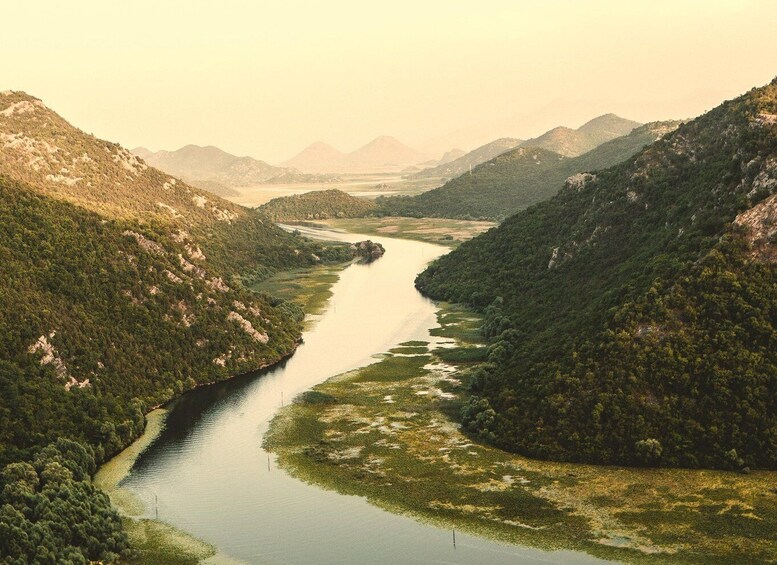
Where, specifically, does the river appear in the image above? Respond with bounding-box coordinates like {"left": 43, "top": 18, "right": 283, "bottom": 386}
{"left": 119, "top": 226, "right": 611, "bottom": 564}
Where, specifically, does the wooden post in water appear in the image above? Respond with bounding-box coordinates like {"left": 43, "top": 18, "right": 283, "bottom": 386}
{"left": 453, "top": 528, "right": 456, "bottom": 548}
{"left": 267, "top": 453, "right": 271, "bottom": 472}
{"left": 155, "top": 494, "right": 158, "bottom": 520}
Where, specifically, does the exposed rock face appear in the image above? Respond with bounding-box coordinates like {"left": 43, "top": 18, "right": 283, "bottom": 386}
{"left": 227, "top": 311, "right": 269, "bottom": 344}
{"left": 735, "top": 192, "right": 777, "bottom": 262}
{"left": 27, "top": 331, "right": 90, "bottom": 390}
{"left": 352, "top": 240, "right": 386, "bottom": 263}
{"left": 565, "top": 172, "right": 596, "bottom": 191}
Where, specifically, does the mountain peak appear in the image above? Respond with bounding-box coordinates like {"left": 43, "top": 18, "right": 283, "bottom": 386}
{"left": 284, "top": 136, "right": 427, "bottom": 173}
{"left": 577, "top": 113, "right": 641, "bottom": 136}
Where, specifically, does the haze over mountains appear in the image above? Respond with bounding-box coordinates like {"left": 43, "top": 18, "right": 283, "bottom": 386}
{"left": 131, "top": 114, "right": 642, "bottom": 186}
{"left": 382, "top": 120, "right": 676, "bottom": 220}
{"left": 283, "top": 135, "right": 431, "bottom": 173}
{"left": 415, "top": 113, "right": 642, "bottom": 179}
{"left": 410, "top": 137, "right": 524, "bottom": 180}
{"left": 133, "top": 144, "right": 335, "bottom": 193}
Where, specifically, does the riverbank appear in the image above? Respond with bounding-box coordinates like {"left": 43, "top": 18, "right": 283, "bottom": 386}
{"left": 94, "top": 259, "right": 356, "bottom": 563}
{"left": 94, "top": 409, "right": 218, "bottom": 564}
{"left": 264, "top": 303, "right": 777, "bottom": 565}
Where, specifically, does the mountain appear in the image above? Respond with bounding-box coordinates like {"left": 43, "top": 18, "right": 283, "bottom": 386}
{"left": 410, "top": 138, "right": 523, "bottom": 180}
{"left": 0, "top": 90, "right": 367, "bottom": 558}
{"left": 436, "top": 148, "right": 466, "bottom": 166}
{"left": 415, "top": 79, "right": 777, "bottom": 470}
{"left": 283, "top": 141, "right": 350, "bottom": 173}
{"left": 258, "top": 189, "right": 377, "bottom": 222}
{"left": 283, "top": 137, "right": 429, "bottom": 173}
{"left": 379, "top": 121, "right": 679, "bottom": 220}
{"left": 348, "top": 136, "right": 428, "bottom": 169}
{"left": 520, "top": 113, "right": 641, "bottom": 157}
{"left": 0, "top": 90, "right": 364, "bottom": 561}
{"left": 133, "top": 144, "right": 333, "bottom": 189}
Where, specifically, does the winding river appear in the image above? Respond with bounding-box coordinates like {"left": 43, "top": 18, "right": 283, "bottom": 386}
{"left": 119, "top": 227, "right": 610, "bottom": 564}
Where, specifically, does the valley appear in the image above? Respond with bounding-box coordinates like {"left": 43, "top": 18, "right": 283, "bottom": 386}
{"left": 2, "top": 8, "right": 776, "bottom": 563}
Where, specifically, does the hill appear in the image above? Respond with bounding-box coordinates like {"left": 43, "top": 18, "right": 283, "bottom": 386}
{"left": 436, "top": 148, "right": 466, "bottom": 166}
{"left": 134, "top": 144, "right": 334, "bottom": 188}
{"left": 258, "top": 189, "right": 376, "bottom": 222}
{"left": 283, "top": 141, "right": 350, "bottom": 173}
{"left": 379, "top": 121, "right": 679, "bottom": 220}
{"left": 0, "top": 91, "right": 357, "bottom": 561}
{"left": 348, "top": 135, "right": 428, "bottom": 169}
{"left": 415, "top": 79, "right": 777, "bottom": 469}
{"left": 410, "top": 137, "right": 523, "bottom": 180}
{"left": 283, "top": 136, "right": 429, "bottom": 173}
{"left": 0, "top": 91, "right": 348, "bottom": 278}
{"left": 522, "top": 113, "right": 642, "bottom": 157}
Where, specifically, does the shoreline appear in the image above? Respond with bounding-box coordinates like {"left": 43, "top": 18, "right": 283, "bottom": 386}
{"left": 93, "top": 248, "right": 355, "bottom": 563}
{"left": 264, "top": 302, "right": 777, "bottom": 565}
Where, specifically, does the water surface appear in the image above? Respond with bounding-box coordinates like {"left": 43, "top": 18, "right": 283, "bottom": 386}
{"left": 123, "top": 227, "right": 611, "bottom": 564}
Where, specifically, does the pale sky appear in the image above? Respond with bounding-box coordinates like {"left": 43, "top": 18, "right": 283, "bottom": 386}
{"left": 2, "top": 0, "right": 777, "bottom": 162}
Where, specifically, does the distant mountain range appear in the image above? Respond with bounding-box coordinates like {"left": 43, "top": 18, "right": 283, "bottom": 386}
{"left": 521, "top": 113, "right": 642, "bottom": 157}
{"left": 380, "top": 121, "right": 679, "bottom": 220}
{"left": 133, "top": 145, "right": 336, "bottom": 191}
{"left": 411, "top": 114, "right": 641, "bottom": 181}
{"left": 410, "top": 138, "right": 524, "bottom": 180}
{"left": 283, "top": 136, "right": 431, "bottom": 173}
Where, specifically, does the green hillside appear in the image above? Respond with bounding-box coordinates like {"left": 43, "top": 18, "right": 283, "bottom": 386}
{"left": 378, "top": 121, "right": 679, "bottom": 220}
{"left": 0, "top": 93, "right": 356, "bottom": 562}
{"left": 257, "top": 189, "right": 377, "bottom": 222}
{"left": 416, "top": 79, "right": 777, "bottom": 469}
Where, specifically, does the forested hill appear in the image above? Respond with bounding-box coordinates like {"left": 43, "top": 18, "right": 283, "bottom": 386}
{"left": 0, "top": 94, "right": 354, "bottom": 561}
{"left": 378, "top": 121, "right": 679, "bottom": 220}
{"left": 0, "top": 92, "right": 355, "bottom": 460}
{"left": 257, "top": 189, "right": 377, "bottom": 222}
{"left": 416, "top": 79, "right": 777, "bottom": 470}
{"left": 0, "top": 91, "right": 336, "bottom": 279}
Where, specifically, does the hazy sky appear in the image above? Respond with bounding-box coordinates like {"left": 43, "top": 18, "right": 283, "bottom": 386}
{"left": 3, "top": 0, "right": 777, "bottom": 162}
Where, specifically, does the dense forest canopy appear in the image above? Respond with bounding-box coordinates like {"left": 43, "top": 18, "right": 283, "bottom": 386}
{"left": 417, "top": 79, "right": 777, "bottom": 469}
{"left": 257, "top": 189, "right": 377, "bottom": 222}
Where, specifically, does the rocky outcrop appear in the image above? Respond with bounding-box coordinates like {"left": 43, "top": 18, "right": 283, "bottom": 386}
{"left": 735, "top": 192, "right": 777, "bottom": 262}
{"left": 352, "top": 240, "right": 385, "bottom": 263}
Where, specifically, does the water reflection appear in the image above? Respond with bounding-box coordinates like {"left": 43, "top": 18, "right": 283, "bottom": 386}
{"left": 123, "top": 228, "right": 612, "bottom": 564}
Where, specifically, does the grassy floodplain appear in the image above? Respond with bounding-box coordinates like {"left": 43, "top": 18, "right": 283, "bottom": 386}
{"left": 319, "top": 217, "right": 496, "bottom": 247}
{"left": 251, "top": 263, "right": 345, "bottom": 327}
{"left": 264, "top": 303, "right": 777, "bottom": 565}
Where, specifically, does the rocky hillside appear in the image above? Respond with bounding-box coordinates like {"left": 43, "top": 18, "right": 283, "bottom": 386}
{"left": 0, "top": 91, "right": 358, "bottom": 469}
{"left": 416, "top": 79, "right": 777, "bottom": 469}
{"left": 0, "top": 91, "right": 347, "bottom": 278}
{"left": 379, "top": 121, "right": 679, "bottom": 220}
{"left": 258, "top": 189, "right": 376, "bottom": 222}
{"left": 0, "top": 174, "right": 306, "bottom": 464}
{"left": 134, "top": 144, "right": 335, "bottom": 189}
